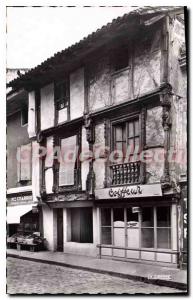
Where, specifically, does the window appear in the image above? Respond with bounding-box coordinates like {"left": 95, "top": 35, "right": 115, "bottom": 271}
{"left": 113, "top": 46, "right": 129, "bottom": 71}
{"left": 21, "top": 106, "right": 28, "bottom": 126}
{"left": 17, "top": 143, "right": 32, "bottom": 183}
{"left": 59, "top": 135, "right": 77, "bottom": 187}
{"left": 113, "top": 118, "right": 140, "bottom": 162}
{"left": 156, "top": 206, "right": 171, "bottom": 249}
{"left": 101, "top": 208, "right": 112, "bottom": 245}
{"left": 71, "top": 208, "right": 93, "bottom": 243}
{"left": 100, "top": 206, "right": 171, "bottom": 251}
{"left": 55, "top": 80, "right": 69, "bottom": 123}
{"left": 141, "top": 207, "right": 154, "bottom": 248}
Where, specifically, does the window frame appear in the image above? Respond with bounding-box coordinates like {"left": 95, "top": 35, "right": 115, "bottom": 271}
{"left": 112, "top": 118, "right": 140, "bottom": 162}
{"left": 54, "top": 79, "right": 70, "bottom": 124}
{"left": 100, "top": 206, "right": 172, "bottom": 256}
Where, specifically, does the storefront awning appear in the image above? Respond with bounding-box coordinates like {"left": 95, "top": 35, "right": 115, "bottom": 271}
{"left": 7, "top": 204, "right": 34, "bottom": 224}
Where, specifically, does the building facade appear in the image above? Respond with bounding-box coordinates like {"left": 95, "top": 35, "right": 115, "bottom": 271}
{"left": 8, "top": 7, "right": 187, "bottom": 268}
{"left": 7, "top": 69, "right": 41, "bottom": 237}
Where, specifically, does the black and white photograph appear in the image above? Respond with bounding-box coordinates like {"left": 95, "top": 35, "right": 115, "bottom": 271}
{"left": 5, "top": 2, "right": 188, "bottom": 295}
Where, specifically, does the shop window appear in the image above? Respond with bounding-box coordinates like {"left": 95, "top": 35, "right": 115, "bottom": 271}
{"left": 101, "top": 227, "right": 112, "bottom": 245}
{"left": 113, "top": 208, "right": 125, "bottom": 249}
{"left": 101, "top": 208, "right": 112, "bottom": 245}
{"left": 157, "top": 206, "right": 171, "bottom": 249}
{"left": 100, "top": 206, "right": 172, "bottom": 255}
{"left": 141, "top": 207, "right": 154, "bottom": 248}
{"left": 101, "top": 208, "right": 111, "bottom": 226}
{"left": 55, "top": 80, "right": 69, "bottom": 123}
{"left": 127, "top": 208, "right": 139, "bottom": 248}
{"left": 59, "top": 135, "right": 77, "bottom": 186}
{"left": 71, "top": 208, "right": 93, "bottom": 243}
{"left": 17, "top": 143, "right": 32, "bottom": 183}
{"left": 157, "top": 206, "right": 171, "bottom": 227}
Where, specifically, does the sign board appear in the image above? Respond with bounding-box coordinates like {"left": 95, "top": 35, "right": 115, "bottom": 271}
{"left": 95, "top": 184, "right": 162, "bottom": 200}
{"left": 132, "top": 207, "right": 141, "bottom": 213}
{"left": 8, "top": 194, "right": 33, "bottom": 203}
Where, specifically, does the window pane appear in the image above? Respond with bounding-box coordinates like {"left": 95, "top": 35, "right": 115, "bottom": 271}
{"left": 128, "top": 122, "right": 134, "bottom": 138}
{"left": 101, "top": 227, "right": 112, "bottom": 244}
{"left": 157, "top": 207, "right": 171, "bottom": 227}
{"left": 113, "top": 208, "right": 124, "bottom": 227}
{"left": 127, "top": 228, "right": 140, "bottom": 248}
{"left": 101, "top": 208, "right": 111, "bottom": 226}
{"left": 113, "top": 228, "right": 125, "bottom": 246}
{"left": 134, "top": 137, "right": 140, "bottom": 152}
{"left": 134, "top": 120, "right": 139, "bottom": 136}
{"left": 127, "top": 208, "right": 139, "bottom": 224}
{"left": 142, "top": 207, "right": 154, "bottom": 227}
{"left": 141, "top": 228, "right": 154, "bottom": 248}
{"left": 128, "top": 139, "right": 134, "bottom": 154}
{"left": 115, "top": 126, "right": 123, "bottom": 141}
{"left": 157, "top": 228, "right": 171, "bottom": 249}
{"left": 116, "top": 142, "right": 123, "bottom": 152}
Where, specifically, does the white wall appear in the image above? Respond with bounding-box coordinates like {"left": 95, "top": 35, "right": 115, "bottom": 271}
{"left": 32, "top": 141, "right": 40, "bottom": 201}
{"left": 42, "top": 205, "right": 56, "bottom": 251}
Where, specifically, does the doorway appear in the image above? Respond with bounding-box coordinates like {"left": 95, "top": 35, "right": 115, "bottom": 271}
{"left": 56, "top": 208, "right": 63, "bottom": 251}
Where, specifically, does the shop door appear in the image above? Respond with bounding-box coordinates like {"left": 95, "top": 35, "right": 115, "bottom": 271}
{"left": 57, "top": 209, "right": 63, "bottom": 251}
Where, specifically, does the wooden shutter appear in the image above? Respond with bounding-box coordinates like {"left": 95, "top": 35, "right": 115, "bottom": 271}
{"left": 59, "top": 135, "right": 77, "bottom": 186}
{"left": 20, "top": 143, "right": 32, "bottom": 181}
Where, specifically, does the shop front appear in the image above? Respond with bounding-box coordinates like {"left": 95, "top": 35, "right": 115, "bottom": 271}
{"left": 95, "top": 184, "right": 179, "bottom": 267}
{"left": 7, "top": 193, "right": 41, "bottom": 238}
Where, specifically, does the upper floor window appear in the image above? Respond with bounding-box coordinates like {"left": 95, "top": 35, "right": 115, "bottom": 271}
{"left": 17, "top": 143, "right": 32, "bottom": 184}
{"left": 111, "top": 118, "right": 140, "bottom": 186}
{"left": 55, "top": 80, "right": 70, "bottom": 123}
{"left": 21, "top": 106, "right": 28, "bottom": 126}
{"left": 113, "top": 118, "right": 140, "bottom": 162}
{"left": 113, "top": 46, "right": 129, "bottom": 72}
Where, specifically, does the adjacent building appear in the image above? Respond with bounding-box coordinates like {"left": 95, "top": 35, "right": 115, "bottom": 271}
{"left": 8, "top": 7, "right": 187, "bottom": 268}
{"left": 7, "top": 69, "right": 42, "bottom": 238}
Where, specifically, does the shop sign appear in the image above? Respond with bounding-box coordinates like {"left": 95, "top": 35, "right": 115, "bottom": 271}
{"left": 8, "top": 194, "right": 32, "bottom": 203}
{"left": 95, "top": 184, "right": 162, "bottom": 200}
{"left": 132, "top": 207, "right": 141, "bottom": 213}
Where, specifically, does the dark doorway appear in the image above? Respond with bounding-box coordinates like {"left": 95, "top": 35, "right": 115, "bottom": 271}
{"left": 56, "top": 209, "right": 63, "bottom": 251}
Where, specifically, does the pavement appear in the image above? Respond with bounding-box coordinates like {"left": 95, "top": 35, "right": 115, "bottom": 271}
{"left": 7, "top": 249, "right": 187, "bottom": 291}
{"left": 7, "top": 257, "right": 183, "bottom": 294}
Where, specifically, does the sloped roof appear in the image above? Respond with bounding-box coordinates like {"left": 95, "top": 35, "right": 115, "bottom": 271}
{"left": 8, "top": 6, "right": 183, "bottom": 89}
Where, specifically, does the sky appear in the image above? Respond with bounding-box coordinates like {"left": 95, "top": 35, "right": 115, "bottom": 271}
{"left": 6, "top": 6, "right": 135, "bottom": 69}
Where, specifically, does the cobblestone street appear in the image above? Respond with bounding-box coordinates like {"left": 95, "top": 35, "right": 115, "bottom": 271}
{"left": 7, "top": 257, "right": 182, "bottom": 294}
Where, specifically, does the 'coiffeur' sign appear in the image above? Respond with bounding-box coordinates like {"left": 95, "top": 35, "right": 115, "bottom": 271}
{"left": 95, "top": 184, "right": 162, "bottom": 199}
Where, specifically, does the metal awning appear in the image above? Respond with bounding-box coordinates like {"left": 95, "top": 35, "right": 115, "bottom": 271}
{"left": 7, "top": 204, "right": 34, "bottom": 224}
